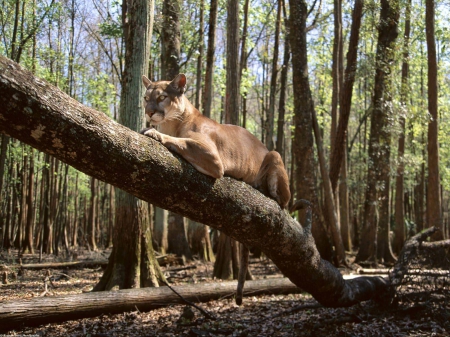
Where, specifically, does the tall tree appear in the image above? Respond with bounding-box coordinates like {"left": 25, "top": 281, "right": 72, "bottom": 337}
{"left": 329, "top": 0, "right": 364, "bottom": 192}
{"left": 202, "top": 0, "right": 218, "bottom": 118}
{"left": 289, "top": 0, "right": 333, "bottom": 262}
{"left": 425, "top": 0, "right": 443, "bottom": 240}
{"left": 224, "top": 0, "right": 240, "bottom": 125}
{"left": 265, "top": 0, "right": 282, "bottom": 151}
{"left": 356, "top": 0, "right": 400, "bottom": 264}
{"left": 161, "top": 0, "right": 193, "bottom": 260}
{"left": 213, "top": 0, "right": 244, "bottom": 281}
{"left": 275, "top": 0, "right": 290, "bottom": 155}
{"left": 393, "top": 0, "right": 411, "bottom": 254}
{"left": 94, "top": 0, "right": 164, "bottom": 290}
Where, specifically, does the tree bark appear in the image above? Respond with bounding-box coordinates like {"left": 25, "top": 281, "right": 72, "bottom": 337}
{"left": 356, "top": 0, "right": 400, "bottom": 264}
{"left": 202, "top": 0, "right": 218, "bottom": 118}
{"left": 161, "top": 0, "right": 180, "bottom": 80}
{"left": 425, "top": 0, "right": 443, "bottom": 240}
{"left": 312, "top": 109, "right": 347, "bottom": 266}
{"left": 265, "top": 0, "right": 282, "bottom": 151}
{"left": 275, "top": 0, "right": 290, "bottom": 155}
{"left": 94, "top": 0, "right": 163, "bottom": 290}
{"left": 188, "top": 220, "right": 215, "bottom": 262}
{"left": 0, "top": 278, "right": 302, "bottom": 332}
{"left": 0, "top": 54, "right": 389, "bottom": 307}
{"left": 224, "top": 0, "right": 240, "bottom": 125}
{"left": 289, "top": 0, "right": 333, "bottom": 262}
{"left": 153, "top": 207, "right": 168, "bottom": 254}
{"left": 328, "top": 0, "right": 363, "bottom": 191}
{"left": 167, "top": 212, "right": 192, "bottom": 261}
{"left": 393, "top": 0, "right": 411, "bottom": 254}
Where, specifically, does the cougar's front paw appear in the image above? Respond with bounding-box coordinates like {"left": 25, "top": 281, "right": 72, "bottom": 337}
{"left": 139, "top": 127, "right": 152, "bottom": 135}
{"left": 143, "top": 127, "right": 163, "bottom": 142}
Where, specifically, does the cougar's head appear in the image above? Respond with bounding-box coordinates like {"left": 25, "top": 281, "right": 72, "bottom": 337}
{"left": 142, "top": 74, "right": 187, "bottom": 126}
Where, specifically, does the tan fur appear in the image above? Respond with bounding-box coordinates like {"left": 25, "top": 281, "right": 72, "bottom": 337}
{"left": 141, "top": 74, "right": 291, "bottom": 209}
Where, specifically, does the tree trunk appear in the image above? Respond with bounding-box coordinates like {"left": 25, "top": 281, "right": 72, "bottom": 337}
{"left": 224, "top": 0, "right": 240, "bottom": 125}
{"left": 23, "top": 148, "right": 35, "bottom": 254}
{"left": 393, "top": 0, "right": 411, "bottom": 254}
{"left": 265, "top": 0, "right": 282, "bottom": 151}
{"left": 202, "top": 0, "right": 218, "bottom": 118}
{"left": 0, "top": 135, "right": 9, "bottom": 203}
{"left": 161, "top": 0, "right": 191, "bottom": 260}
{"left": 167, "top": 212, "right": 192, "bottom": 261}
{"left": 356, "top": 0, "right": 400, "bottom": 264}
{"left": 94, "top": 0, "right": 162, "bottom": 290}
{"left": 0, "top": 54, "right": 390, "bottom": 307}
{"left": 339, "top": 144, "right": 351, "bottom": 251}
{"left": 329, "top": 0, "right": 364, "bottom": 191}
{"left": 425, "top": 0, "right": 443, "bottom": 240}
{"left": 239, "top": 0, "right": 250, "bottom": 128}
{"left": 188, "top": 220, "right": 215, "bottom": 262}
{"left": 213, "top": 233, "right": 239, "bottom": 280}
{"left": 161, "top": 0, "right": 180, "bottom": 80}
{"left": 312, "top": 109, "right": 347, "bottom": 266}
{"left": 330, "top": 0, "right": 343, "bottom": 159}
{"left": 153, "top": 207, "right": 168, "bottom": 254}
{"left": 0, "top": 278, "right": 302, "bottom": 332}
{"left": 276, "top": 0, "right": 290, "bottom": 155}
{"left": 289, "top": 0, "right": 333, "bottom": 262}
{"left": 88, "top": 176, "right": 98, "bottom": 251}
{"left": 195, "top": 0, "right": 204, "bottom": 110}
{"left": 42, "top": 154, "right": 52, "bottom": 254}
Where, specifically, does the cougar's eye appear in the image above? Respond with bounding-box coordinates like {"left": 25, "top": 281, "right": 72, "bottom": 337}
{"left": 157, "top": 95, "right": 167, "bottom": 103}
{"left": 144, "top": 96, "right": 150, "bottom": 102}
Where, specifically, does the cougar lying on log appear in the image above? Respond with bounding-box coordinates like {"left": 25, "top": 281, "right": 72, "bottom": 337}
{"left": 140, "top": 73, "right": 291, "bottom": 305}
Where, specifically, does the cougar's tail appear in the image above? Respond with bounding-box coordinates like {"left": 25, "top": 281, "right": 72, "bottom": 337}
{"left": 254, "top": 151, "right": 291, "bottom": 208}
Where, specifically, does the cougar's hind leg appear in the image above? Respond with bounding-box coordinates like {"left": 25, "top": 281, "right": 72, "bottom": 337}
{"left": 236, "top": 243, "right": 249, "bottom": 305}
{"left": 255, "top": 151, "right": 291, "bottom": 209}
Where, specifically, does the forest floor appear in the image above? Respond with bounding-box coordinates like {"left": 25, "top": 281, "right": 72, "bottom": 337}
{"left": 0, "top": 249, "right": 449, "bottom": 337}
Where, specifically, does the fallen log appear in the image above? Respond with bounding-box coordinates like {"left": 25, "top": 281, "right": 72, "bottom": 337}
{"left": 17, "top": 260, "right": 108, "bottom": 270}
{"left": 13, "top": 254, "right": 184, "bottom": 271}
{"left": 0, "top": 277, "right": 301, "bottom": 332}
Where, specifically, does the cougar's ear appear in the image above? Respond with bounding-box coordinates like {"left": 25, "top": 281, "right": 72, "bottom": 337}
{"left": 170, "top": 74, "right": 187, "bottom": 94}
{"left": 142, "top": 75, "right": 152, "bottom": 89}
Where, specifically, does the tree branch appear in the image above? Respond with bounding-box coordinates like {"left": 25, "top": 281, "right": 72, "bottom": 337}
{"left": 0, "top": 55, "right": 388, "bottom": 308}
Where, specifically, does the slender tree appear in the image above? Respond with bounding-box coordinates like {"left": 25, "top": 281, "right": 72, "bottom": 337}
{"left": 425, "top": 0, "right": 443, "bottom": 240}
{"left": 202, "top": 0, "right": 218, "bottom": 118}
{"left": 265, "top": 0, "right": 282, "bottom": 151}
{"left": 393, "top": 0, "right": 411, "bottom": 254}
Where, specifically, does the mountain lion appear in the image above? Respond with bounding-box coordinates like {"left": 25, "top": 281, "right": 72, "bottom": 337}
{"left": 140, "top": 74, "right": 291, "bottom": 304}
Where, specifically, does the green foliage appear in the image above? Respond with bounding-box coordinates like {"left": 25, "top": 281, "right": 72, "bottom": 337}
{"left": 86, "top": 73, "right": 116, "bottom": 117}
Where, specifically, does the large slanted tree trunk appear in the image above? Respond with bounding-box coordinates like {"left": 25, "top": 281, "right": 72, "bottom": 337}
{"left": 356, "top": 0, "right": 400, "bottom": 265}
{"left": 289, "top": 0, "right": 333, "bottom": 262}
{"left": 425, "top": 0, "right": 443, "bottom": 240}
{"left": 0, "top": 54, "right": 389, "bottom": 307}
{"left": 94, "top": 0, "right": 164, "bottom": 291}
